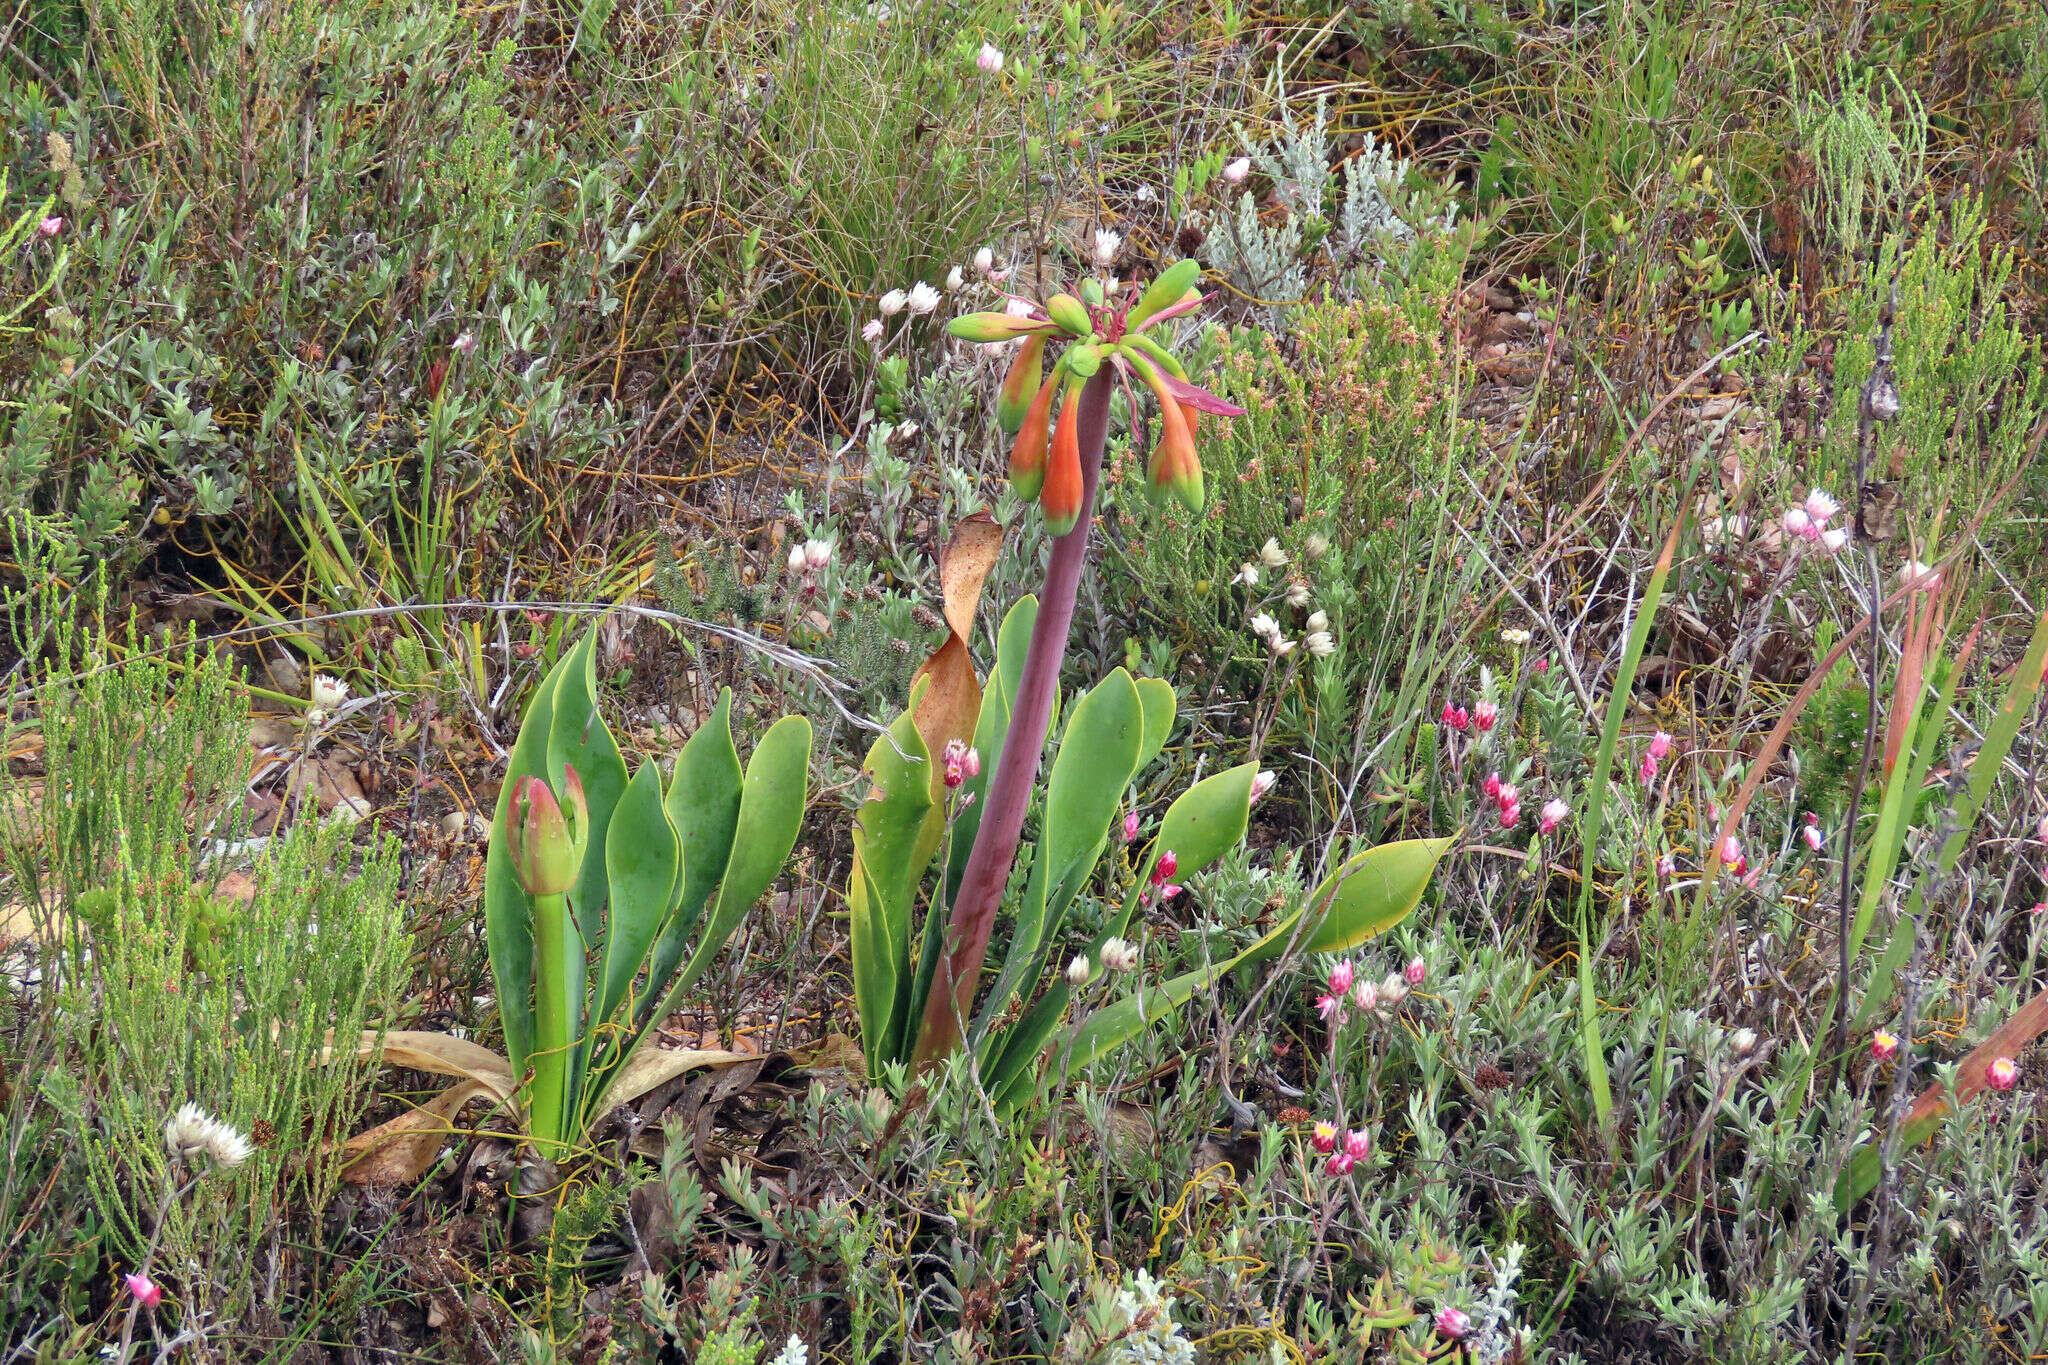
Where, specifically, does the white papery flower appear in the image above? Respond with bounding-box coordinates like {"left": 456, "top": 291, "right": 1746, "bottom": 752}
{"left": 905, "top": 281, "right": 941, "bottom": 316}
{"left": 1248, "top": 612, "right": 1279, "bottom": 640}
{"left": 1090, "top": 228, "right": 1121, "bottom": 265}
{"left": 1259, "top": 537, "right": 1287, "bottom": 569}
{"left": 878, "top": 289, "right": 907, "bottom": 316}
{"left": 310, "top": 674, "right": 349, "bottom": 710}
{"left": 1305, "top": 631, "right": 1335, "bottom": 658}
{"left": 164, "top": 1103, "right": 253, "bottom": 1169}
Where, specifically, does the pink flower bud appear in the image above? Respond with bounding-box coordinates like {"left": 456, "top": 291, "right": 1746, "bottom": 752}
{"left": 1656, "top": 854, "right": 1676, "bottom": 878}
{"left": 1222, "top": 157, "right": 1251, "bottom": 185}
{"left": 1803, "top": 488, "right": 1839, "bottom": 524}
{"left": 1870, "top": 1031, "right": 1898, "bottom": 1062}
{"left": 1158, "top": 882, "right": 1182, "bottom": 900}
{"left": 1152, "top": 849, "right": 1178, "bottom": 883}
{"left": 1453, "top": 706, "right": 1471, "bottom": 731}
{"left": 943, "top": 760, "right": 965, "bottom": 788}
{"left": 975, "top": 42, "right": 1003, "bottom": 74}
{"left": 508, "top": 776, "right": 579, "bottom": 895}
{"left": 1482, "top": 771, "right": 1502, "bottom": 801}
{"left": 37, "top": 216, "right": 63, "bottom": 237}
{"left": 862, "top": 318, "right": 884, "bottom": 343}
{"left": 125, "top": 1272, "right": 161, "bottom": 1308}
{"left": 1781, "top": 507, "right": 1814, "bottom": 540}
{"left": 1311, "top": 1121, "right": 1337, "bottom": 1153}
{"left": 1988, "top": 1056, "right": 2019, "bottom": 1091}
{"left": 1638, "top": 751, "right": 1659, "bottom": 785}
{"left": 1250, "top": 769, "right": 1277, "bottom": 803}
{"left": 1473, "top": 700, "right": 1497, "bottom": 732}
{"left": 1328, "top": 960, "right": 1355, "bottom": 996}
{"left": 1122, "top": 810, "right": 1141, "bottom": 841}
{"left": 1802, "top": 823, "right": 1823, "bottom": 852}
{"left": 1351, "top": 978, "right": 1378, "bottom": 1012}
{"left": 1435, "top": 1307, "right": 1470, "bottom": 1339}
{"left": 1539, "top": 798, "right": 1569, "bottom": 834}
{"left": 1532, "top": 657, "right": 1549, "bottom": 673}
{"left": 1648, "top": 731, "right": 1672, "bottom": 760}
{"left": 1719, "top": 834, "right": 1743, "bottom": 867}
{"left": 1324, "top": 1150, "right": 1355, "bottom": 1176}
{"left": 1343, "top": 1128, "right": 1371, "bottom": 1160}
{"left": 1498, "top": 803, "right": 1520, "bottom": 829}
{"left": 1441, "top": 701, "right": 1458, "bottom": 728}
{"left": 1405, "top": 955, "right": 1426, "bottom": 986}
{"left": 1495, "top": 783, "right": 1518, "bottom": 808}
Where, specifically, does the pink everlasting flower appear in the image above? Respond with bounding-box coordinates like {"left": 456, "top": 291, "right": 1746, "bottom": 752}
{"left": 1435, "top": 1307, "right": 1470, "bottom": 1339}
{"left": 1473, "top": 700, "right": 1498, "bottom": 732}
{"left": 1820, "top": 527, "right": 1849, "bottom": 554}
{"left": 1122, "top": 810, "right": 1141, "bottom": 841}
{"left": 37, "top": 216, "right": 63, "bottom": 237}
{"left": 1405, "top": 955, "right": 1426, "bottom": 986}
{"left": 1158, "top": 882, "right": 1182, "bottom": 901}
{"left": 1343, "top": 1128, "right": 1371, "bottom": 1161}
{"left": 1782, "top": 507, "right": 1814, "bottom": 540}
{"left": 975, "top": 42, "right": 1003, "bottom": 73}
{"left": 1222, "top": 157, "right": 1251, "bottom": 185}
{"left": 1315, "top": 993, "right": 1344, "bottom": 1023}
{"left": 1719, "top": 834, "right": 1743, "bottom": 867}
{"left": 1498, "top": 803, "right": 1520, "bottom": 829}
{"left": 1656, "top": 854, "right": 1676, "bottom": 878}
{"left": 1648, "top": 731, "right": 1673, "bottom": 760}
{"left": 1988, "top": 1056, "right": 2019, "bottom": 1091}
{"left": 1351, "top": 978, "right": 1379, "bottom": 1012}
{"left": 1539, "top": 798, "right": 1569, "bottom": 834}
{"left": 861, "top": 318, "right": 884, "bottom": 343}
{"left": 1496, "top": 782, "right": 1519, "bottom": 809}
{"left": 1311, "top": 1121, "right": 1337, "bottom": 1153}
{"left": 1638, "top": 752, "right": 1659, "bottom": 785}
{"left": 1532, "top": 657, "right": 1549, "bottom": 673}
{"left": 1152, "top": 849, "right": 1178, "bottom": 883}
{"left": 124, "top": 1272, "right": 161, "bottom": 1308}
{"left": 1324, "top": 1151, "right": 1355, "bottom": 1176}
{"left": 1328, "top": 960, "right": 1355, "bottom": 996}
{"left": 1803, "top": 488, "right": 1839, "bottom": 524}
{"left": 1802, "top": 823, "right": 1823, "bottom": 852}
{"left": 1250, "top": 769, "right": 1277, "bottom": 804}
{"left": 1482, "top": 771, "right": 1502, "bottom": 802}
{"left": 1870, "top": 1031, "right": 1899, "bottom": 1062}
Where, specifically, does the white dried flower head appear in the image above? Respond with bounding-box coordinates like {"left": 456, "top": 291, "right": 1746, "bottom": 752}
{"left": 1305, "top": 610, "right": 1329, "bottom": 634}
{"left": 1259, "top": 537, "right": 1287, "bottom": 569}
{"left": 787, "top": 544, "right": 809, "bottom": 575}
{"left": 945, "top": 265, "right": 963, "bottom": 290}
{"left": 973, "top": 246, "right": 995, "bottom": 274}
{"left": 1305, "top": 630, "right": 1336, "bottom": 658}
{"left": 305, "top": 707, "right": 328, "bottom": 727}
{"left": 769, "top": 1335, "right": 810, "bottom": 1365}
{"left": 1100, "top": 937, "right": 1140, "bottom": 972}
{"left": 1378, "top": 973, "right": 1408, "bottom": 1006}
{"left": 1003, "top": 296, "right": 1036, "bottom": 320}
{"left": 905, "top": 281, "right": 941, "bottom": 316}
{"left": 1500, "top": 628, "right": 1532, "bottom": 646}
{"left": 1222, "top": 156, "right": 1251, "bottom": 185}
{"left": 1248, "top": 612, "right": 1279, "bottom": 640}
{"left": 803, "top": 538, "right": 834, "bottom": 571}
{"left": 861, "top": 318, "right": 884, "bottom": 343}
{"left": 1731, "top": 1027, "right": 1758, "bottom": 1056}
{"left": 878, "top": 289, "right": 907, "bottom": 316}
{"left": 310, "top": 674, "right": 349, "bottom": 710}
{"left": 1232, "top": 563, "right": 1259, "bottom": 588}
{"left": 1284, "top": 580, "right": 1310, "bottom": 608}
{"left": 1269, "top": 635, "right": 1296, "bottom": 657}
{"left": 1090, "top": 228, "right": 1121, "bottom": 266}
{"left": 1065, "top": 954, "right": 1091, "bottom": 986}
{"left": 1302, "top": 532, "right": 1330, "bottom": 561}
{"left": 164, "top": 1103, "right": 253, "bottom": 1169}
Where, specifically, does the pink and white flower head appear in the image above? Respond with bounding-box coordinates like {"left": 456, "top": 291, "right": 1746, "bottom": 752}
{"left": 1378, "top": 972, "right": 1408, "bottom": 1006}
{"left": 1328, "top": 960, "right": 1355, "bottom": 996}
{"left": 1820, "top": 527, "right": 1849, "bottom": 554}
{"left": 1648, "top": 731, "right": 1673, "bottom": 761}
{"left": 1719, "top": 834, "right": 1743, "bottom": 867}
{"left": 1435, "top": 1307, "right": 1470, "bottom": 1339}
{"left": 975, "top": 42, "right": 1003, "bottom": 73}
{"left": 1315, "top": 993, "right": 1345, "bottom": 1023}
{"left": 878, "top": 289, "right": 907, "bottom": 317}
{"left": 1539, "top": 797, "right": 1569, "bottom": 834}
{"left": 1656, "top": 853, "right": 1677, "bottom": 878}
{"left": 1442, "top": 702, "right": 1469, "bottom": 732}
{"left": 1121, "top": 810, "right": 1142, "bottom": 842}
{"left": 1405, "top": 955, "right": 1427, "bottom": 986}
{"left": 1498, "top": 803, "right": 1520, "bottom": 829}
{"left": 973, "top": 247, "right": 995, "bottom": 275}
{"left": 1311, "top": 1121, "right": 1338, "bottom": 1153}
{"left": 1158, "top": 882, "right": 1182, "bottom": 901}
{"left": 1325, "top": 1150, "right": 1355, "bottom": 1176}
{"left": 1222, "top": 157, "right": 1251, "bottom": 185}
{"left": 1870, "top": 1031, "right": 1899, "bottom": 1063}
{"left": 1781, "top": 507, "right": 1815, "bottom": 541}
{"left": 1351, "top": 978, "right": 1379, "bottom": 1013}
{"left": 861, "top": 318, "right": 885, "bottom": 343}
{"left": 1250, "top": 770, "right": 1277, "bottom": 804}
{"left": 803, "top": 538, "right": 834, "bottom": 571}
{"left": 904, "top": 281, "right": 941, "bottom": 316}
{"left": 1152, "top": 849, "right": 1178, "bottom": 884}
{"left": 1803, "top": 488, "right": 1839, "bottom": 524}
{"left": 1482, "top": 771, "right": 1502, "bottom": 801}
{"left": 37, "top": 216, "right": 63, "bottom": 237}
{"left": 1495, "top": 782, "right": 1519, "bottom": 809}
{"left": 1802, "top": 823, "right": 1823, "bottom": 852}
{"left": 1473, "top": 700, "right": 1498, "bottom": 732}
{"left": 1987, "top": 1056, "right": 2019, "bottom": 1091}
{"left": 1896, "top": 560, "right": 1941, "bottom": 593}
{"left": 1003, "top": 295, "right": 1036, "bottom": 320}
{"left": 1343, "top": 1128, "right": 1371, "bottom": 1161}
{"left": 1638, "top": 752, "right": 1659, "bottom": 785}
{"left": 124, "top": 1272, "right": 162, "bottom": 1307}
{"left": 2036, "top": 812, "right": 2048, "bottom": 845}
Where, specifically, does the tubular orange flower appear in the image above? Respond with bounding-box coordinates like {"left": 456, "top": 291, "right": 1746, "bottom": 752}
{"left": 1129, "top": 353, "right": 1203, "bottom": 512}
{"left": 997, "top": 334, "right": 1047, "bottom": 435}
{"left": 1009, "top": 367, "right": 1061, "bottom": 499}
{"left": 1041, "top": 377, "right": 1086, "bottom": 536}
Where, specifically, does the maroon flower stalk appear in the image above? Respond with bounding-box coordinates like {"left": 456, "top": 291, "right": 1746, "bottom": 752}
{"left": 911, "top": 369, "right": 1113, "bottom": 1072}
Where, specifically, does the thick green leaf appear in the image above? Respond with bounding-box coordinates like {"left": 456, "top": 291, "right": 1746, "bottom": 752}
{"left": 850, "top": 703, "right": 934, "bottom": 1072}
{"left": 1152, "top": 762, "right": 1257, "bottom": 880}
{"left": 1242, "top": 836, "right": 1455, "bottom": 966}
{"left": 484, "top": 663, "right": 560, "bottom": 1080}
{"left": 1063, "top": 965, "right": 1221, "bottom": 1073}
{"left": 673, "top": 714, "right": 812, "bottom": 998}
{"left": 546, "top": 629, "right": 630, "bottom": 943}
{"left": 593, "top": 761, "right": 683, "bottom": 1036}
{"left": 637, "top": 689, "right": 745, "bottom": 1029}
{"left": 1133, "top": 677, "right": 1176, "bottom": 773}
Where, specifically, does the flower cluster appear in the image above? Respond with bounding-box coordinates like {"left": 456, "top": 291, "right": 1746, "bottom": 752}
{"left": 1481, "top": 771, "right": 1521, "bottom": 829}
{"left": 1778, "top": 487, "right": 1847, "bottom": 554}
{"left": 164, "top": 1102, "right": 253, "bottom": 1169}
{"left": 1310, "top": 1120, "right": 1371, "bottom": 1175}
{"left": 1638, "top": 730, "right": 1672, "bottom": 786}
{"left": 948, "top": 258, "right": 1244, "bottom": 534}
{"left": 940, "top": 739, "right": 981, "bottom": 790}
{"left": 784, "top": 537, "right": 834, "bottom": 587}
{"left": 1148, "top": 848, "right": 1181, "bottom": 901}
{"left": 1313, "top": 955, "right": 1419, "bottom": 1028}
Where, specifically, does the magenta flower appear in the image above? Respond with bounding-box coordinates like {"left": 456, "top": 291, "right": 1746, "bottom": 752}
{"left": 1718, "top": 834, "right": 1742, "bottom": 867}
{"left": 1311, "top": 1121, "right": 1337, "bottom": 1153}
{"left": 1870, "top": 1031, "right": 1899, "bottom": 1062}
{"left": 37, "top": 215, "right": 63, "bottom": 237}
{"left": 1324, "top": 1150, "right": 1355, "bottom": 1176}
{"left": 1648, "top": 731, "right": 1672, "bottom": 761}
{"left": 1315, "top": 993, "right": 1345, "bottom": 1023}
{"left": 1482, "top": 771, "right": 1502, "bottom": 802}
{"left": 1539, "top": 798, "right": 1569, "bottom": 834}
{"left": 124, "top": 1272, "right": 162, "bottom": 1308}
{"left": 1343, "top": 1128, "right": 1370, "bottom": 1161}
{"left": 1328, "top": 960, "right": 1355, "bottom": 996}
{"left": 1473, "top": 700, "right": 1498, "bottom": 732}
{"left": 1802, "top": 823, "right": 1823, "bottom": 852}
{"left": 1405, "top": 955, "right": 1427, "bottom": 986}
{"left": 1435, "top": 1307, "right": 1470, "bottom": 1339}
{"left": 1988, "top": 1056, "right": 2019, "bottom": 1091}
{"left": 1638, "top": 751, "right": 1659, "bottom": 785}
{"left": 1152, "top": 849, "right": 1178, "bottom": 883}
{"left": 1121, "top": 810, "right": 1141, "bottom": 841}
